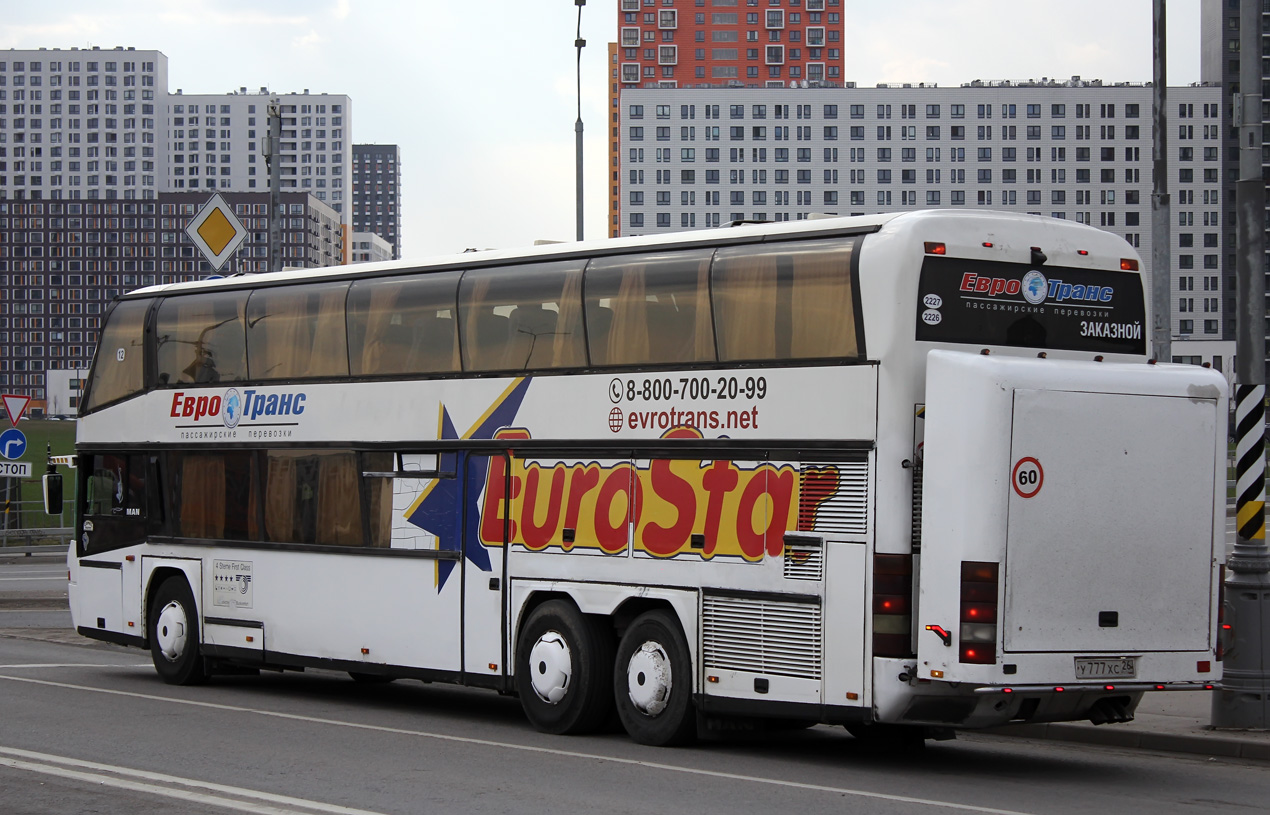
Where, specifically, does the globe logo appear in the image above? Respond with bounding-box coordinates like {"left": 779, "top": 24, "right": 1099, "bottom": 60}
{"left": 1021, "top": 270, "right": 1048, "bottom": 305}
{"left": 608, "top": 407, "right": 624, "bottom": 433}
{"left": 222, "top": 388, "right": 242, "bottom": 429}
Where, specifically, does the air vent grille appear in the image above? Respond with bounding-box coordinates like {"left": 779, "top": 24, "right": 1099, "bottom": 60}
{"left": 702, "top": 595, "right": 822, "bottom": 679}
{"left": 797, "top": 460, "right": 868, "bottom": 536}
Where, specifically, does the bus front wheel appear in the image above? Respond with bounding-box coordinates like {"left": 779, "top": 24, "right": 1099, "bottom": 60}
{"left": 515, "top": 600, "right": 614, "bottom": 735}
{"left": 614, "top": 611, "right": 695, "bottom": 746}
{"left": 148, "top": 577, "right": 208, "bottom": 686}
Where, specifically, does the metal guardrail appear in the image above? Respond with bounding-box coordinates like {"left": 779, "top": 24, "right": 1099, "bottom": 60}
{"left": 0, "top": 544, "right": 67, "bottom": 556}
{"left": 0, "top": 527, "right": 73, "bottom": 552}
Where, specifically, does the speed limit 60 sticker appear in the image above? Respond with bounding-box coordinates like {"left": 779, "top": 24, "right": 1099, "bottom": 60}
{"left": 1012, "top": 457, "right": 1044, "bottom": 498}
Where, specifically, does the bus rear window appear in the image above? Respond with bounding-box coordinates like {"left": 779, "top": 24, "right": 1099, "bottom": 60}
{"left": 82, "top": 298, "right": 150, "bottom": 413}
{"left": 915, "top": 257, "right": 1146, "bottom": 355}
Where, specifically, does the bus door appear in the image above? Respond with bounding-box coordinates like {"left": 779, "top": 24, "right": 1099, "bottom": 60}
{"left": 461, "top": 450, "right": 510, "bottom": 687}
{"left": 77, "top": 453, "right": 159, "bottom": 634}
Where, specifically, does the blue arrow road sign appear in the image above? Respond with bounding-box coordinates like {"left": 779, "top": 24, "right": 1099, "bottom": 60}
{"left": 0, "top": 427, "right": 27, "bottom": 460}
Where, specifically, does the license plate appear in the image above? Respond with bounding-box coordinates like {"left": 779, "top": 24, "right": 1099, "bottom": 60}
{"left": 1074, "top": 656, "right": 1137, "bottom": 680}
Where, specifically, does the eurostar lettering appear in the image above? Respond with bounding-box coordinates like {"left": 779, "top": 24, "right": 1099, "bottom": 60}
{"left": 478, "top": 427, "right": 842, "bottom": 561}
{"left": 959, "top": 273, "right": 1115, "bottom": 303}
{"left": 169, "top": 390, "right": 306, "bottom": 422}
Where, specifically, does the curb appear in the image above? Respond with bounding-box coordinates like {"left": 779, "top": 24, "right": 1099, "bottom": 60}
{"left": 985, "top": 721, "right": 1270, "bottom": 761}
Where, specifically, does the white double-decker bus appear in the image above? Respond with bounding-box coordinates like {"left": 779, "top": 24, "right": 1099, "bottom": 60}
{"left": 64, "top": 210, "right": 1223, "bottom": 746}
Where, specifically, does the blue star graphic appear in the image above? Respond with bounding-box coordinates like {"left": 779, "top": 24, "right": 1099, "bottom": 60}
{"left": 404, "top": 378, "right": 531, "bottom": 590}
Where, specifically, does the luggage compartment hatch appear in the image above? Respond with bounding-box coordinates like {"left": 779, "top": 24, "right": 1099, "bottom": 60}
{"left": 1003, "top": 388, "right": 1216, "bottom": 654}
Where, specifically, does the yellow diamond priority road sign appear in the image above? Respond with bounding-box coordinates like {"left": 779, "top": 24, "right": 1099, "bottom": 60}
{"left": 185, "top": 193, "right": 248, "bottom": 272}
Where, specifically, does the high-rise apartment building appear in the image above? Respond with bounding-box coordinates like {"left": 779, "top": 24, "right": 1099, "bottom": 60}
{"left": 166, "top": 89, "right": 352, "bottom": 220}
{"left": 610, "top": 0, "right": 847, "bottom": 236}
{"left": 351, "top": 143, "right": 401, "bottom": 259}
{"left": 616, "top": 0, "right": 845, "bottom": 89}
{"left": 1200, "top": 0, "right": 1266, "bottom": 377}
{"left": 0, "top": 47, "right": 168, "bottom": 202}
{"left": 0, "top": 46, "right": 359, "bottom": 407}
{"left": 349, "top": 231, "right": 393, "bottom": 263}
{"left": 0, "top": 191, "right": 341, "bottom": 399}
{"left": 617, "top": 81, "right": 1233, "bottom": 370}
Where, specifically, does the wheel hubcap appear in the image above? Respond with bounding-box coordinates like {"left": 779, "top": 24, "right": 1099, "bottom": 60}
{"left": 155, "top": 600, "right": 188, "bottom": 663}
{"left": 527, "top": 631, "right": 572, "bottom": 704}
{"left": 626, "top": 641, "right": 672, "bottom": 716}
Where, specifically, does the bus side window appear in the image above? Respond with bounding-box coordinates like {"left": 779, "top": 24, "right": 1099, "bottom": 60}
{"left": 712, "top": 238, "right": 860, "bottom": 362}
{"left": 81, "top": 298, "right": 151, "bottom": 414}
{"left": 264, "top": 450, "right": 363, "bottom": 546}
{"left": 171, "top": 451, "right": 259, "bottom": 541}
{"left": 584, "top": 249, "right": 715, "bottom": 366}
{"left": 362, "top": 452, "right": 396, "bottom": 548}
{"left": 155, "top": 291, "right": 249, "bottom": 386}
{"left": 247, "top": 282, "right": 351, "bottom": 380}
{"left": 347, "top": 273, "right": 461, "bottom": 376}
{"left": 458, "top": 261, "right": 587, "bottom": 372}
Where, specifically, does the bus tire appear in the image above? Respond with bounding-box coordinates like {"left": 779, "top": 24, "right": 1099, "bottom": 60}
{"left": 515, "top": 600, "right": 615, "bottom": 735}
{"left": 149, "top": 577, "right": 207, "bottom": 686}
{"left": 614, "top": 611, "right": 695, "bottom": 746}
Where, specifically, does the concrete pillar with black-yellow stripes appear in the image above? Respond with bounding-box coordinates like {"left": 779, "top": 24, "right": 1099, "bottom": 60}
{"left": 1211, "top": 0, "right": 1269, "bottom": 730}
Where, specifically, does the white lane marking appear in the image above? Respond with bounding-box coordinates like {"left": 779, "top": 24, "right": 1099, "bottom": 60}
{"left": 0, "top": 746, "right": 386, "bottom": 815}
{"left": 0, "top": 663, "right": 150, "bottom": 669}
{"left": 0, "top": 673, "right": 1032, "bottom": 815}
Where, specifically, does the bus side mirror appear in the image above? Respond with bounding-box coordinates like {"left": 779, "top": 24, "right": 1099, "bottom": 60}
{"left": 43, "top": 472, "right": 64, "bottom": 516}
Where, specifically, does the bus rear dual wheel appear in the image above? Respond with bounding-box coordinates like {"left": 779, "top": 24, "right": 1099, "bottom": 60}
{"left": 516, "top": 603, "right": 695, "bottom": 746}
{"left": 515, "top": 600, "right": 615, "bottom": 735}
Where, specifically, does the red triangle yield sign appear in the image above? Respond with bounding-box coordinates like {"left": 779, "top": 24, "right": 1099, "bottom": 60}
{"left": 2, "top": 394, "right": 31, "bottom": 426}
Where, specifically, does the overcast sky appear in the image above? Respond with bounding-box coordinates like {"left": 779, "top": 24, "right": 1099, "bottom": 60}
{"left": 3, "top": 0, "right": 1204, "bottom": 258}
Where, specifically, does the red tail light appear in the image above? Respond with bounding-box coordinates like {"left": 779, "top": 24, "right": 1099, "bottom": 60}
{"left": 924, "top": 241, "right": 946, "bottom": 255}
{"left": 873, "top": 554, "right": 914, "bottom": 658}
{"left": 959, "top": 561, "right": 999, "bottom": 665}
{"left": 1120, "top": 258, "right": 1139, "bottom": 271}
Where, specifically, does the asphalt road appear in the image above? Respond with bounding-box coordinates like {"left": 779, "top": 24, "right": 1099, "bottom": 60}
{"left": 0, "top": 556, "right": 1266, "bottom": 815}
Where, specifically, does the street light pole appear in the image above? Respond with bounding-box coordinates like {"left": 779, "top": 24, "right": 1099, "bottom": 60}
{"left": 1150, "top": 0, "right": 1170, "bottom": 363}
{"left": 575, "top": 0, "right": 586, "bottom": 243}
{"left": 1212, "top": 0, "right": 1270, "bottom": 731}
